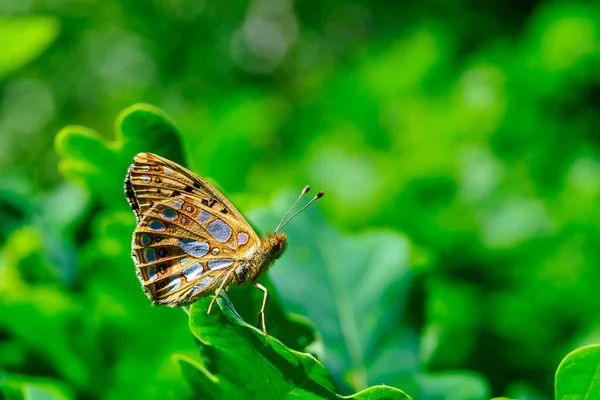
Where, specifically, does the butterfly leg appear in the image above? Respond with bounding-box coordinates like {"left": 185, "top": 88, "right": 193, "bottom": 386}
{"left": 253, "top": 281, "right": 269, "bottom": 336}
{"left": 207, "top": 269, "right": 235, "bottom": 315}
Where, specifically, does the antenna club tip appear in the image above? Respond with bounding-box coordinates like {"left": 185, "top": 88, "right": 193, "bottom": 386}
{"left": 302, "top": 185, "right": 310, "bottom": 194}
{"left": 317, "top": 191, "right": 324, "bottom": 198}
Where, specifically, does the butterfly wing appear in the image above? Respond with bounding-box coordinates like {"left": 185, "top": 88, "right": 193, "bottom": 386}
{"left": 124, "top": 152, "right": 252, "bottom": 226}
{"left": 132, "top": 195, "right": 260, "bottom": 306}
{"left": 125, "top": 152, "right": 263, "bottom": 306}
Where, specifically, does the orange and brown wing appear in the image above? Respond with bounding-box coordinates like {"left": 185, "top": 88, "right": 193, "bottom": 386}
{"left": 124, "top": 152, "right": 253, "bottom": 228}
{"left": 131, "top": 195, "right": 260, "bottom": 306}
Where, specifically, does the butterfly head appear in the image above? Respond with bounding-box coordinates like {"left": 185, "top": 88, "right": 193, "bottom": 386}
{"left": 264, "top": 231, "right": 288, "bottom": 260}
{"left": 254, "top": 232, "right": 288, "bottom": 278}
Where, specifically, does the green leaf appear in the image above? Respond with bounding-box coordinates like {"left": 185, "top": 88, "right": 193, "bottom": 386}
{"left": 225, "top": 282, "right": 321, "bottom": 354}
{"left": 54, "top": 104, "right": 318, "bottom": 353}
{"left": 248, "top": 193, "right": 493, "bottom": 398}
{"left": 248, "top": 193, "right": 416, "bottom": 391}
{"left": 0, "top": 16, "right": 59, "bottom": 80}
{"left": 338, "top": 386, "right": 413, "bottom": 399}
{"left": 180, "top": 295, "right": 412, "bottom": 399}
{"left": 0, "top": 372, "right": 73, "bottom": 400}
{"left": 555, "top": 344, "right": 600, "bottom": 400}
{"left": 55, "top": 104, "right": 185, "bottom": 207}
{"left": 416, "top": 371, "right": 490, "bottom": 400}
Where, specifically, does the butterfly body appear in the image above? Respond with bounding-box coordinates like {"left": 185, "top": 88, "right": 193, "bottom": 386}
{"left": 125, "top": 152, "right": 320, "bottom": 334}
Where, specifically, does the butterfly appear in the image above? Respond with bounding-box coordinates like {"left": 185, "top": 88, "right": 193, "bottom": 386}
{"left": 124, "top": 152, "right": 323, "bottom": 335}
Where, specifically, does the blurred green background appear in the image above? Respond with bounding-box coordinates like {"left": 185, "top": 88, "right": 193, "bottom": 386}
{"left": 1, "top": 0, "right": 600, "bottom": 399}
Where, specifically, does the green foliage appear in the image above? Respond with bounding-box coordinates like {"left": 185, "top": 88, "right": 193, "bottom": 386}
{"left": 250, "top": 196, "right": 492, "bottom": 398}
{"left": 55, "top": 104, "right": 185, "bottom": 206}
{"left": 10, "top": 104, "right": 409, "bottom": 398}
{"left": 555, "top": 345, "right": 600, "bottom": 400}
{"left": 2, "top": 1, "right": 600, "bottom": 399}
{"left": 0, "top": 17, "right": 59, "bottom": 80}
{"left": 0, "top": 372, "right": 72, "bottom": 400}
{"left": 179, "top": 296, "right": 411, "bottom": 399}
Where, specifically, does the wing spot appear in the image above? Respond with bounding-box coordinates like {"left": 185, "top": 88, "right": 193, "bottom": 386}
{"left": 237, "top": 232, "right": 249, "bottom": 245}
{"left": 208, "top": 259, "right": 234, "bottom": 270}
{"left": 164, "top": 275, "right": 181, "bottom": 293}
{"left": 202, "top": 198, "right": 217, "bottom": 208}
{"left": 207, "top": 219, "right": 232, "bottom": 242}
{"left": 140, "top": 233, "right": 151, "bottom": 245}
{"left": 182, "top": 262, "right": 203, "bottom": 281}
{"left": 172, "top": 199, "right": 184, "bottom": 209}
{"left": 178, "top": 239, "right": 210, "bottom": 257}
{"left": 186, "top": 276, "right": 214, "bottom": 297}
{"left": 144, "top": 248, "right": 156, "bottom": 263}
{"left": 198, "top": 210, "right": 212, "bottom": 223}
{"left": 157, "top": 263, "right": 170, "bottom": 275}
{"left": 156, "top": 280, "right": 167, "bottom": 290}
{"left": 184, "top": 185, "right": 193, "bottom": 193}
{"left": 148, "top": 219, "right": 166, "bottom": 231}
{"left": 147, "top": 265, "right": 157, "bottom": 282}
{"left": 159, "top": 207, "right": 178, "bottom": 220}
{"left": 158, "top": 247, "right": 168, "bottom": 258}
{"left": 193, "top": 182, "right": 201, "bottom": 189}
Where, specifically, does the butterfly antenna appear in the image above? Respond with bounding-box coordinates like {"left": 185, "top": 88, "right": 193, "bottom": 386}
{"left": 276, "top": 189, "right": 324, "bottom": 233}
{"left": 275, "top": 185, "right": 310, "bottom": 233}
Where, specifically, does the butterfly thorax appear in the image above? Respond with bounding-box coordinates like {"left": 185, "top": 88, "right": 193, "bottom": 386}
{"left": 241, "top": 232, "right": 287, "bottom": 284}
